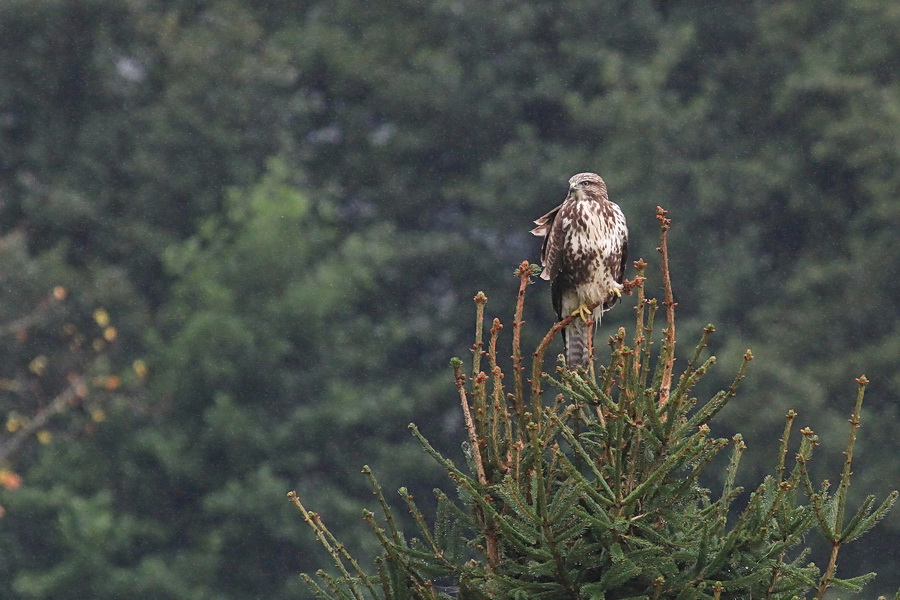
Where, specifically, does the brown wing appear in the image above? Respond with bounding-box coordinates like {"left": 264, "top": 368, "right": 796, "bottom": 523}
{"left": 602, "top": 207, "right": 629, "bottom": 311}
{"left": 530, "top": 202, "right": 567, "bottom": 282}
{"left": 530, "top": 205, "right": 559, "bottom": 237}
{"left": 617, "top": 237, "right": 628, "bottom": 284}
{"left": 612, "top": 202, "right": 629, "bottom": 286}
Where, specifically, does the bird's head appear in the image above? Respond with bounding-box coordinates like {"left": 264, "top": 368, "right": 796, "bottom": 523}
{"left": 567, "top": 172, "right": 607, "bottom": 200}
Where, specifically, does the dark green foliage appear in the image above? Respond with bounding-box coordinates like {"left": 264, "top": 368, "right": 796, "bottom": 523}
{"left": 294, "top": 216, "right": 897, "bottom": 599}
{"left": 2, "top": 0, "right": 900, "bottom": 597}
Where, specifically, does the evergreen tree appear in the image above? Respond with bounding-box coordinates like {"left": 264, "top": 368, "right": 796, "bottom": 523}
{"left": 3, "top": 0, "right": 899, "bottom": 596}
{"left": 293, "top": 209, "right": 897, "bottom": 599}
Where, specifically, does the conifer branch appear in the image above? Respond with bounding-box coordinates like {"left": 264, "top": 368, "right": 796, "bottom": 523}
{"left": 288, "top": 491, "right": 372, "bottom": 600}
{"left": 638, "top": 297, "right": 658, "bottom": 391}
{"left": 619, "top": 425, "right": 711, "bottom": 509}
{"left": 363, "top": 465, "right": 405, "bottom": 547}
{"left": 717, "top": 435, "right": 747, "bottom": 523}
{"left": 841, "top": 494, "right": 877, "bottom": 540}
{"left": 398, "top": 487, "right": 437, "bottom": 549}
{"left": 815, "top": 375, "right": 878, "bottom": 600}
{"left": 511, "top": 261, "right": 538, "bottom": 421}
{"left": 472, "top": 291, "right": 488, "bottom": 377}
{"left": 362, "top": 510, "right": 426, "bottom": 592}
{"left": 675, "top": 349, "right": 753, "bottom": 440}
{"left": 315, "top": 571, "right": 353, "bottom": 600}
{"left": 409, "top": 423, "right": 501, "bottom": 571}
{"left": 449, "top": 358, "right": 501, "bottom": 571}
{"left": 669, "top": 354, "right": 717, "bottom": 410}
{"left": 845, "top": 491, "right": 898, "bottom": 543}
{"left": 488, "top": 318, "right": 511, "bottom": 474}
{"left": 602, "top": 333, "right": 626, "bottom": 399}
{"left": 686, "top": 324, "right": 715, "bottom": 373}
{"left": 816, "top": 542, "right": 842, "bottom": 600}
{"left": 834, "top": 376, "right": 867, "bottom": 539}
{"left": 373, "top": 558, "right": 391, "bottom": 600}
{"left": 655, "top": 207, "right": 676, "bottom": 408}
{"left": 473, "top": 370, "right": 489, "bottom": 457}
{"left": 776, "top": 410, "right": 797, "bottom": 482}
{"left": 450, "top": 359, "right": 488, "bottom": 488}
{"left": 631, "top": 258, "right": 648, "bottom": 377}
{"left": 531, "top": 312, "right": 578, "bottom": 415}
{"left": 299, "top": 573, "right": 334, "bottom": 600}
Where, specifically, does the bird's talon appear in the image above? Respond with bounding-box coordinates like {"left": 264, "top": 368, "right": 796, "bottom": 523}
{"left": 571, "top": 304, "right": 592, "bottom": 322}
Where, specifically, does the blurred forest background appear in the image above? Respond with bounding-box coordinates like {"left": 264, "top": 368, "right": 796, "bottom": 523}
{"left": 0, "top": 0, "right": 898, "bottom": 598}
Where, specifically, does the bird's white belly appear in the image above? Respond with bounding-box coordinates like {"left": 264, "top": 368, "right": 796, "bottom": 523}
{"left": 561, "top": 272, "right": 620, "bottom": 319}
{"left": 565, "top": 211, "right": 622, "bottom": 315}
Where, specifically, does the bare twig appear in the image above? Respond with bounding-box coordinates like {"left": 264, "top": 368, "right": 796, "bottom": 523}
{"left": 451, "top": 356, "right": 500, "bottom": 570}
{"left": 472, "top": 292, "right": 488, "bottom": 377}
{"left": 488, "top": 318, "right": 511, "bottom": 473}
{"left": 451, "top": 360, "right": 487, "bottom": 487}
{"left": 512, "top": 262, "right": 539, "bottom": 420}
{"left": 0, "top": 376, "right": 87, "bottom": 464}
{"left": 0, "top": 289, "right": 67, "bottom": 340}
{"left": 656, "top": 207, "right": 677, "bottom": 407}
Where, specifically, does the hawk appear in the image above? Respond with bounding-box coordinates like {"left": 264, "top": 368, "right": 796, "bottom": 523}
{"left": 531, "top": 173, "right": 628, "bottom": 368}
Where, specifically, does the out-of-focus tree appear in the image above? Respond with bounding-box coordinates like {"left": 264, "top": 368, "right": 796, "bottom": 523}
{"left": 0, "top": 0, "right": 898, "bottom": 597}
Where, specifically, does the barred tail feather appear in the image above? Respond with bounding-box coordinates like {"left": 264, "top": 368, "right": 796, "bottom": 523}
{"left": 564, "top": 311, "right": 602, "bottom": 369}
{"left": 565, "top": 318, "right": 591, "bottom": 368}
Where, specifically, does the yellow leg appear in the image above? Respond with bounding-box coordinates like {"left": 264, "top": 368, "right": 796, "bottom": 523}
{"left": 570, "top": 304, "right": 592, "bottom": 322}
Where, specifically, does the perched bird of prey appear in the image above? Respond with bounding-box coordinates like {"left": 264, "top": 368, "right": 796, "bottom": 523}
{"left": 531, "top": 173, "right": 628, "bottom": 368}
